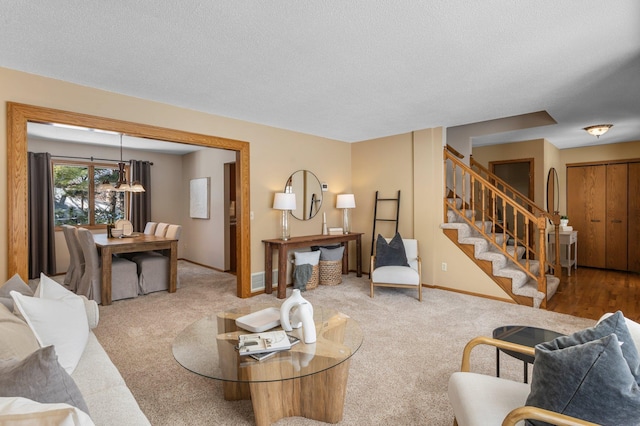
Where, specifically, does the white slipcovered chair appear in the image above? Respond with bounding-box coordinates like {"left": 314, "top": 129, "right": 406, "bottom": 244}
{"left": 370, "top": 238, "right": 422, "bottom": 301}
{"left": 448, "top": 313, "right": 640, "bottom": 426}
{"left": 132, "top": 224, "right": 181, "bottom": 295}
{"left": 154, "top": 222, "right": 169, "bottom": 237}
{"left": 61, "top": 225, "right": 84, "bottom": 292}
{"left": 143, "top": 221, "right": 157, "bottom": 235}
{"left": 76, "top": 227, "right": 139, "bottom": 304}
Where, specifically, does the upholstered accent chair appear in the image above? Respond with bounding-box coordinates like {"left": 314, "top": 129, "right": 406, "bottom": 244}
{"left": 76, "top": 228, "right": 139, "bottom": 304}
{"left": 370, "top": 238, "right": 422, "bottom": 301}
{"left": 448, "top": 313, "right": 640, "bottom": 426}
{"left": 61, "top": 225, "right": 84, "bottom": 292}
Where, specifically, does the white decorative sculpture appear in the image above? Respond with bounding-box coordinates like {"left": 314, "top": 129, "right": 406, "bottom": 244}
{"left": 280, "top": 289, "right": 317, "bottom": 343}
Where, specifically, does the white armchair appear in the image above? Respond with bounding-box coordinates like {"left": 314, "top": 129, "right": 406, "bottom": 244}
{"left": 449, "top": 311, "right": 640, "bottom": 426}
{"left": 370, "top": 238, "right": 422, "bottom": 301}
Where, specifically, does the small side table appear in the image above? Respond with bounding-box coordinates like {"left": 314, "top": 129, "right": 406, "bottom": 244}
{"left": 492, "top": 326, "right": 563, "bottom": 383}
{"left": 547, "top": 230, "right": 578, "bottom": 276}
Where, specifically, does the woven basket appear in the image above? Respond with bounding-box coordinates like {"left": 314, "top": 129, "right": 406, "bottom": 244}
{"left": 294, "top": 264, "right": 319, "bottom": 290}
{"left": 319, "top": 260, "right": 342, "bottom": 286}
{"left": 306, "top": 264, "right": 319, "bottom": 289}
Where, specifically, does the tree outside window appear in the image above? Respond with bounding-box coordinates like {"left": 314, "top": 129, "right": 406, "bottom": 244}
{"left": 53, "top": 161, "right": 126, "bottom": 227}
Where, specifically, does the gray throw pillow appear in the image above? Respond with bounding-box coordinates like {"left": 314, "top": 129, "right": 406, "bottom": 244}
{"left": 319, "top": 246, "right": 344, "bottom": 261}
{"left": 374, "top": 233, "right": 409, "bottom": 268}
{"left": 525, "top": 311, "right": 640, "bottom": 425}
{"left": 0, "top": 345, "right": 90, "bottom": 416}
{"left": 0, "top": 273, "right": 33, "bottom": 298}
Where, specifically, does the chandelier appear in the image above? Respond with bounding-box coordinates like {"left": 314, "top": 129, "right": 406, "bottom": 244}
{"left": 97, "top": 134, "right": 145, "bottom": 192}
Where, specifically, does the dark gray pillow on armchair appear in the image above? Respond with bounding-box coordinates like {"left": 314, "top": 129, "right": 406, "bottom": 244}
{"left": 525, "top": 311, "right": 640, "bottom": 425}
{"left": 374, "top": 233, "right": 409, "bottom": 268}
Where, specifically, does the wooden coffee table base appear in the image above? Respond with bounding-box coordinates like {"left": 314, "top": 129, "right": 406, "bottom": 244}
{"left": 223, "top": 359, "right": 350, "bottom": 425}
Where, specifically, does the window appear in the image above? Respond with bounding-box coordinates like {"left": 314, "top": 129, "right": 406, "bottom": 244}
{"left": 52, "top": 160, "right": 128, "bottom": 227}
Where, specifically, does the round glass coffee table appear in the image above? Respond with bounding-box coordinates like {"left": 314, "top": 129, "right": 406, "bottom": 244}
{"left": 173, "top": 304, "right": 363, "bottom": 426}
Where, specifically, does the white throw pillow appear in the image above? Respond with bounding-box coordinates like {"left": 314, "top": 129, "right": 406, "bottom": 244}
{"left": 35, "top": 273, "right": 99, "bottom": 329}
{"left": 294, "top": 250, "right": 321, "bottom": 266}
{"left": 10, "top": 282, "right": 89, "bottom": 374}
{"left": 0, "top": 397, "right": 95, "bottom": 426}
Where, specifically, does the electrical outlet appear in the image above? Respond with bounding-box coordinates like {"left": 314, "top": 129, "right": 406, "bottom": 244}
{"left": 250, "top": 211, "right": 254, "bottom": 220}
{"left": 441, "top": 262, "right": 447, "bottom": 271}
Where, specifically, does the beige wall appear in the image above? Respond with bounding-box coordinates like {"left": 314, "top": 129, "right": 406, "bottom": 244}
{"left": 0, "top": 67, "right": 351, "bottom": 281}
{"left": 353, "top": 128, "right": 511, "bottom": 299}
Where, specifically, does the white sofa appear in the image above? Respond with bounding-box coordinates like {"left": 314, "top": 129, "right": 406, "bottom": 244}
{"left": 0, "top": 274, "right": 150, "bottom": 425}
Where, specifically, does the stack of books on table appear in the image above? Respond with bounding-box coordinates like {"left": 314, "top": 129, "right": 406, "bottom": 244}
{"left": 328, "top": 227, "right": 344, "bottom": 235}
{"left": 237, "top": 331, "right": 300, "bottom": 361}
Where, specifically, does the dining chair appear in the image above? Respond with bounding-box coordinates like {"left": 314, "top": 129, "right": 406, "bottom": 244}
{"left": 76, "top": 228, "right": 139, "bottom": 304}
{"left": 154, "top": 222, "right": 169, "bottom": 237}
{"left": 61, "top": 225, "right": 85, "bottom": 292}
{"left": 132, "top": 224, "right": 182, "bottom": 294}
{"left": 143, "top": 222, "right": 157, "bottom": 235}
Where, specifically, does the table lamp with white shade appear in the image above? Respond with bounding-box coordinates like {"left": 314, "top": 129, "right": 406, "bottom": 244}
{"left": 273, "top": 192, "right": 296, "bottom": 240}
{"left": 336, "top": 194, "right": 356, "bottom": 234}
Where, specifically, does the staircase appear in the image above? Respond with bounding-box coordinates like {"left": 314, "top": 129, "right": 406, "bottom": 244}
{"left": 441, "top": 147, "right": 562, "bottom": 308}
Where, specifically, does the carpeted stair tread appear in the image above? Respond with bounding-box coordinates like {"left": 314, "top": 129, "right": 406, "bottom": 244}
{"left": 441, "top": 219, "right": 556, "bottom": 308}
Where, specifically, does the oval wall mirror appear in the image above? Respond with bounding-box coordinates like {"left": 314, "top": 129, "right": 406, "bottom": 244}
{"left": 546, "top": 167, "right": 559, "bottom": 221}
{"left": 285, "top": 170, "right": 323, "bottom": 220}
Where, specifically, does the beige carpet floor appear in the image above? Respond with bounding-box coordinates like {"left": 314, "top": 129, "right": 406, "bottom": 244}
{"left": 92, "top": 260, "right": 594, "bottom": 425}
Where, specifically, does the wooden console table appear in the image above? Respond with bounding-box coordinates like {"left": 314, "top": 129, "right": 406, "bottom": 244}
{"left": 263, "top": 233, "right": 363, "bottom": 298}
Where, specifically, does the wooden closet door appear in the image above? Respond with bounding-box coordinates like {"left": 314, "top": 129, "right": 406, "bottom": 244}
{"left": 567, "top": 165, "right": 606, "bottom": 268}
{"left": 629, "top": 163, "right": 640, "bottom": 272}
{"left": 606, "top": 164, "right": 628, "bottom": 270}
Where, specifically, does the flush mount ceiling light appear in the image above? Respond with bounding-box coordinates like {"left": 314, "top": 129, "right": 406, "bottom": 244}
{"left": 583, "top": 124, "right": 613, "bottom": 138}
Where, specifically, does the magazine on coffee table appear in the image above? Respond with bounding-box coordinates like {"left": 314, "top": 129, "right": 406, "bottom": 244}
{"left": 237, "top": 331, "right": 293, "bottom": 356}
{"left": 248, "top": 335, "right": 301, "bottom": 361}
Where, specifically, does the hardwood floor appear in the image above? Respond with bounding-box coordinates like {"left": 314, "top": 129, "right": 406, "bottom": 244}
{"left": 547, "top": 266, "right": 640, "bottom": 323}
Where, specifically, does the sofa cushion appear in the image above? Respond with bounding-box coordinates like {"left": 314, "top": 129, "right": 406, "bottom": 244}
{"left": 375, "top": 233, "right": 409, "bottom": 268}
{"left": 0, "top": 397, "right": 95, "bottom": 426}
{"left": 525, "top": 311, "right": 640, "bottom": 425}
{"left": 72, "top": 333, "right": 151, "bottom": 426}
{"left": 11, "top": 289, "right": 89, "bottom": 375}
{"left": 0, "top": 303, "right": 39, "bottom": 361}
{"left": 0, "top": 346, "right": 89, "bottom": 415}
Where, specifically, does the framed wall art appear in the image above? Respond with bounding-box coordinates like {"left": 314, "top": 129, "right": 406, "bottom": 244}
{"left": 190, "top": 177, "right": 210, "bottom": 219}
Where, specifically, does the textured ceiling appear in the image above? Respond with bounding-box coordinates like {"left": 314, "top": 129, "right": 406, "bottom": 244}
{"left": 1, "top": 1, "right": 639, "bottom": 149}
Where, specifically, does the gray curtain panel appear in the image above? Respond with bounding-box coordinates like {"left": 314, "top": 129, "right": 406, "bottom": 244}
{"left": 28, "top": 152, "right": 56, "bottom": 279}
{"left": 130, "top": 160, "right": 152, "bottom": 232}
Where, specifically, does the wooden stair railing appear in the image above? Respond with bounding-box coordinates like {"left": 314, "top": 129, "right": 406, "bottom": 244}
{"left": 443, "top": 148, "right": 562, "bottom": 308}
{"left": 468, "top": 156, "right": 562, "bottom": 275}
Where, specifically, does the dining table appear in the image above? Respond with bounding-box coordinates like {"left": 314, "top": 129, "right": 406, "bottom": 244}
{"left": 93, "top": 233, "right": 178, "bottom": 305}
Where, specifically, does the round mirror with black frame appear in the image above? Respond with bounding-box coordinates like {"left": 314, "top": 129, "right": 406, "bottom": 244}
{"left": 285, "top": 170, "right": 323, "bottom": 220}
